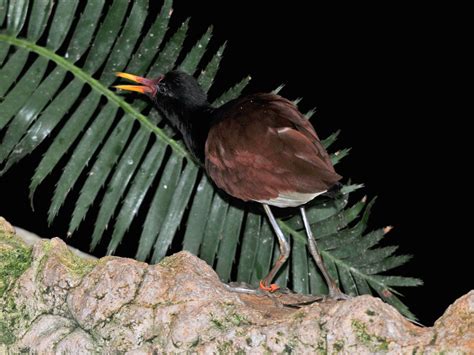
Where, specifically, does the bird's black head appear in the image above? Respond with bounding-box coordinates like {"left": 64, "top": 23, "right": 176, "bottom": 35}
{"left": 155, "top": 71, "right": 208, "bottom": 109}
{"left": 114, "top": 70, "right": 208, "bottom": 112}
{"left": 114, "top": 70, "right": 212, "bottom": 162}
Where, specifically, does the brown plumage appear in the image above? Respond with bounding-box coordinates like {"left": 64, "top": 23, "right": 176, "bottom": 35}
{"left": 205, "top": 93, "right": 341, "bottom": 205}
{"left": 114, "top": 71, "right": 347, "bottom": 298}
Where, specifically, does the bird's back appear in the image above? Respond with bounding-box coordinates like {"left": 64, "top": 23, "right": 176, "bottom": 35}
{"left": 205, "top": 93, "right": 341, "bottom": 207}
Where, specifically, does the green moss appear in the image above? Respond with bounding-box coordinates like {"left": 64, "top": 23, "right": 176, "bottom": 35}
{"left": 293, "top": 310, "right": 306, "bottom": 320}
{"left": 316, "top": 321, "right": 328, "bottom": 354}
{"left": 41, "top": 240, "right": 53, "bottom": 253}
{"left": 210, "top": 315, "right": 225, "bottom": 330}
{"left": 0, "top": 231, "right": 32, "bottom": 297}
{"left": 0, "top": 296, "right": 21, "bottom": 345}
{"left": 365, "top": 309, "right": 377, "bottom": 316}
{"left": 158, "top": 254, "right": 181, "bottom": 268}
{"left": 228, "top": 311, "right": 250, "bottom": 327}
{"left": 283, "top": 343, "right": 294, "bottom": 353}
{"left": 37, "top": 239, "right": 96, "bottom": 279}
{"left": 216, "top": 340, "right": 237, "bottom": 354}
{"left": 429, "top": 331, "right": 438, "bottom": 346}
{"left": 59, "top": 249, "right": 96, "bottom": 277}
{"left": 262, "top": 342, "right": 273, "bottom": 354}
{"left": 0, "top": 316, "right": 16, "bottom": 344}
{"left": 333, "top": 339, "right": 345, "bottom": 352}
{"left": 351, "top": 319, "right": 389, "bottom": 352}
{"left": 209, "top": 304, "right": 251, "bottom": 331}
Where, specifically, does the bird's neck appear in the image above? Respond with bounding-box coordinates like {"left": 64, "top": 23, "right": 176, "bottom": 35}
{"left": 155, "top": 101, "right": 213, "bottom": 163}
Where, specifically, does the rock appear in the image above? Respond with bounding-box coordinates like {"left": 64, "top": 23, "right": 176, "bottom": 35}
{"left": 0, "top": 217, "right": 472, "bottom": 353}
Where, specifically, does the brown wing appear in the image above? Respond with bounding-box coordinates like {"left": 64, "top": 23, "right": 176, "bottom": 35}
{"left": 205, "top": 93, "right": 342, "bottom": 203}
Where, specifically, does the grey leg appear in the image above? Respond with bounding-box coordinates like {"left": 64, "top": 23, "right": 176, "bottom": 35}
{"left": 300, "top": 206, "right": 349, "bottom": 299}
{"left": 261, "top": 204, "right": 291, "bottom": 291}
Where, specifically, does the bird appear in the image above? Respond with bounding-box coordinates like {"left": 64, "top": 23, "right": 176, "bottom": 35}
{"left": 114, "top": 70, "right": 346, "bottom": 299}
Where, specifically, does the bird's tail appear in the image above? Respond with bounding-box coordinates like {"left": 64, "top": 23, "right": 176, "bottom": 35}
{"left": 322, "top": 182, "right": 343, "bottom": 198}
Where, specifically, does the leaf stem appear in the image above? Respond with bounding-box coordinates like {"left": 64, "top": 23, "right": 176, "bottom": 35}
{"left": 279, "top": 221, "right": 395, "bottom": 291}
{"left": 0, "top": 34, "right": 190, "bottom": 159}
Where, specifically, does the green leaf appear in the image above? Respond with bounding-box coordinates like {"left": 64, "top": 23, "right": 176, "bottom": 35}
{"left": 0, "top": 0, "right": 8, "bottom": 28}
{"left": 199, "top": 193, "right": 229, "bottom": 266}
{"left": 182, "top": 176, "right": 214, "bottom": 255}
{"left": 360, "top": 255, "right": 413, "bottom": 275}
{"left": 353, "top": 276, "right": 372, "bottom": 295}
{"left": 136, "top": 154, "right": 183, "bottom": 261}
{"left": 151, "top": 18, "right": 189, "bottom": 73}
{"left": 198, "top": 42, "right": 226, "bottom": 92}
{"left": 250, "top": 220, "right": 275, "bottom": 284}
{"left": 272, "top": 84, "right": 285, "bottom": 95}
{"left": 0, "top": 49, "right": 29, "bottom": 97}
{"left": 151, "top": 163, "right": 199, "bottom": 263}
{"left": 308, "top": 257, "right": 328, "bottom": 295}
{"left": 6, "top": 0, "right": 28, "bottom": 35}
{"left": 214, "top": 75, "right": 251, "bottom": 106}
{"left": 340, "top": 183, "right": 364, "bottom": 195}
{"left": 273, "top": 241, "right": 289, "bottom": 287}
{"left": 100, "top": 0, "right": 149, "bottom": 83}
{"left": 337, "top": 265, "right": 358, "bottom": 296}
{"left": 179, "top": 26, "right": 213, "bottom": 74}
{"left": 304, "top": 107, "right": 316, "bottom": 120}
{"left": 292, "top": 238, "right": 309, "bottom": 294}
{"left": 64, "top": 0, "right": 106, "bottom": 62}
{"left": 48, "top": 103, "right": 119, "bottom": 224}
{"left": 368, "top": 281, "right": 417, "bottom": 320}
{"left": 126, "top": 0, "right": 172, "bottom": 75}
{"left": 284, "top": 194, "right": 348, "bottom": 230}
{"left": 0, "top": 57, "right": 48, "bottom": 132}
{"left": 0, "top": 79, "right": 84, "bottom": 176}
{"left": 321, "top": 197, "right": 374, "bottom": 254}
{"left": 216, "top": 205, "right": 244, "bottom": 281}
{"left": 46, "top": 0, "right": 79, "bottom": 51}
{"left": 321, "top": 130, "right": 341, "bottom": 149}
{"left": 27, "top": 0, "right": 53, "bottom": 41}
{"left": 82, "top": 0, "right": 129, "bottom": 74}
{"left": 331, "top": 148, "right": 351, "bottom": 165}
{"left": 106, "top": 141, "right": 167, "bottom": 255}
{"left": 90, "top": 127, "right": 151, "bottom": 251}
{"left": 68, "top": 117, "right": 135, "bottom": 234}
{"left": 311, "top": 199, "right": 366, "bottom": 239}
{"left": 0, "top": 1, "right": 420, "bottom": 320}
{"left": 236, "top": 213, "right": 261, "bottom": 284}
{"left": 372, "top": 276, "right": 423, "bottom": 288}
{"left": 29, "top": 93, "right": 101, "bottom": 201}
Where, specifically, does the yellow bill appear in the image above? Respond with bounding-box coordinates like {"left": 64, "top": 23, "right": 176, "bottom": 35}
{"left": 113, "top": 72, "right": 158, "bottom": 95}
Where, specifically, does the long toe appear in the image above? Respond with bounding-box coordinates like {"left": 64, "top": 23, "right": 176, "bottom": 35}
{"left": 328, "top": 288, "right": 352, "bottom": 301}
{"left": 224, "top": 282, "right": 259, "bottom": 294}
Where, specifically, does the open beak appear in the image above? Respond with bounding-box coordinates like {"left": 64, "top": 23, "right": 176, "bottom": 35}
{"left": 113, "top": 72, "right": 158, "bottom": 95}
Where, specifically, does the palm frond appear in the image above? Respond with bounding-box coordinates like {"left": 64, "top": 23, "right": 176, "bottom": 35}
{"left": 0, "top": 0, "right": 421, "bottom": 319}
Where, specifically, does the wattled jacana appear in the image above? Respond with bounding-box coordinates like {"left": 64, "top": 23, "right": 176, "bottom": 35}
{"left": 115, "top": 71, "right": 345, "bottom": 298}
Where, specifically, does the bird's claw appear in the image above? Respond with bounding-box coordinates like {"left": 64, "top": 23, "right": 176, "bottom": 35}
{"left": 327, "top": 287, "right": 352, "bottom": 301}
{"left": 259, "top": 280, "right": 280, "bottom": 292}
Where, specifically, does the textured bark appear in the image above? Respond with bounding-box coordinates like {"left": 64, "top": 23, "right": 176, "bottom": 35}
{"left": 0, "top": 217, "right": 472, "bottom": 354}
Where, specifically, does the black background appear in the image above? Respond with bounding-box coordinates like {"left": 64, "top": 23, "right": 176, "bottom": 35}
{"left": 0, "top": 1, "right": 471, "bottom": 325}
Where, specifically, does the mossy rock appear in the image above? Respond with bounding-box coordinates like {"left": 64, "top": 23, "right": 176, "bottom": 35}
{"left": 0, "top": 218, "right": 33, "bottom": 345}
{"left": 0, "top": 218, "right": 32, "bottom": 297}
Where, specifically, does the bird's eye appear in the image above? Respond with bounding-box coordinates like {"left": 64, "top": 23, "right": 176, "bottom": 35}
{"left": 158, "top": 83, "right": 168, "bottom": 93}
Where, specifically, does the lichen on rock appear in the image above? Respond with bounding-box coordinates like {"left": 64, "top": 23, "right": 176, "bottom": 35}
{"left": 0, "top": 218, "right": 32, "bottom": 297}
{"left": 0, "top": 217, "right": 473, "bottom": 353}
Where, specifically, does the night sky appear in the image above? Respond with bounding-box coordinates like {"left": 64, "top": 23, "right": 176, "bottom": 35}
{"left": 0, "top": 1, "right": 470, "bottom": 325}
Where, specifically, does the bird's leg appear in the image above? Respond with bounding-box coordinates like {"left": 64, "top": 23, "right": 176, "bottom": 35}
{"left": 300, "top": 206, "right": 349, "bottom": 300}
{"left": 260, "top": 204, "right": 291, "bottom": 292}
